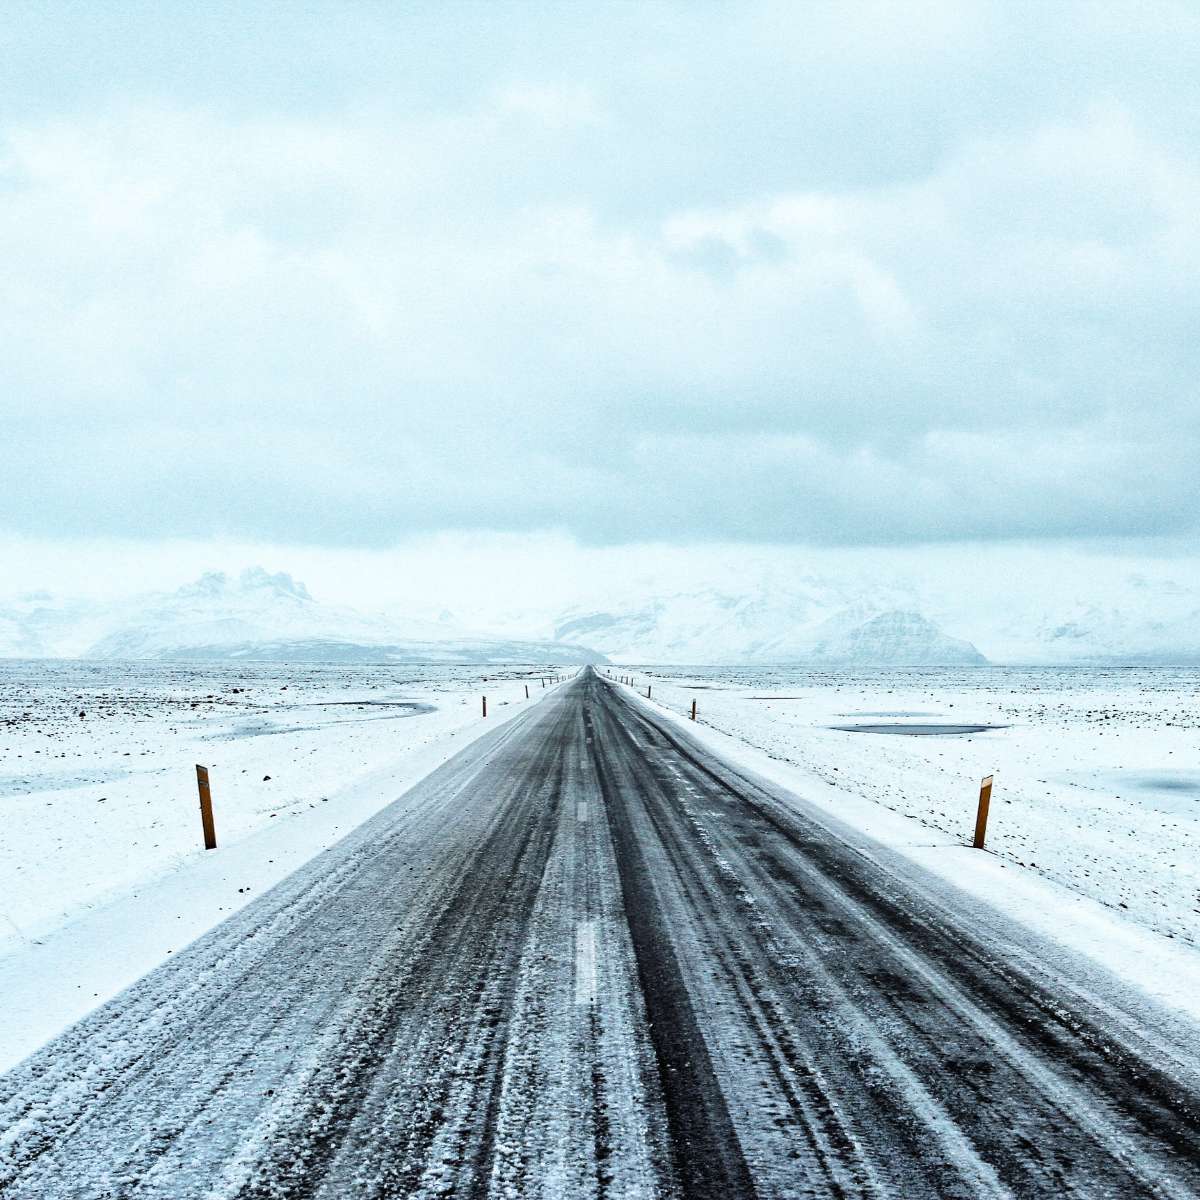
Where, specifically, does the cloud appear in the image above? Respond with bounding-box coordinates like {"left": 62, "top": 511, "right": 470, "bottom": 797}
{"left": 1, "top": 4, "right": 1198, "bottom": 548}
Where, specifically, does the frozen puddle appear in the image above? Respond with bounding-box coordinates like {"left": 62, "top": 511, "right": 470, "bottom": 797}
{"left": 216, "top": 701, "right": 436, "bottom": 739}
{"left": 1065, "top": 769, "right": 1200, "bottom": 814}
{"left": 1122, "top": 771, "right": 1200, "bottom": 793}
{"left": 0, "top": 764, "right": 145, "bottom": 795}
{"left": 830, "top": 722, "right": 1008, "bottom": 736}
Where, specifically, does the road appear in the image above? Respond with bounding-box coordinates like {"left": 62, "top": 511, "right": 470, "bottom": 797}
{"left": 2, "top": 667, "right": 1199, "bottom": 1198}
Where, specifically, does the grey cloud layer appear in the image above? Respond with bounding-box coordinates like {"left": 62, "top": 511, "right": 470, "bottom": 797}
{"left": 2, "top": 1, "right": 1197, "bottom": 546}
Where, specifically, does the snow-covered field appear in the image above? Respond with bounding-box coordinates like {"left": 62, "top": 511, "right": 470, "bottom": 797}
{"left": 628, "top": 665, "right": 1200, "bottom": 947}
{"left": 0, "top": 659, "right": 564, "bottom": 1068}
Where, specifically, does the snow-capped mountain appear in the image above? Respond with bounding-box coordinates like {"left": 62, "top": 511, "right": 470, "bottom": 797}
{"left": 1, "top": 569, "right": 604, "bottom": 664}
{"left": 966, "top": 571, "right": 1200, "bottom": 664}
{"left": 552, "top": 587, "right": 985, "bottom": 665}
{"left": 0, "top": 591, "right": 120, "bottom": 658}
{"left": 551, "top": 583, "right": 885, "bottom": 664}
{"left": 88, "top": 568, "right": 408, "bottom": 659}
{"left": 549, "top": 567, "right": 1200, "bottom": 665}
{"left": 808, "top": 611, "right": 986, "bottom": 665}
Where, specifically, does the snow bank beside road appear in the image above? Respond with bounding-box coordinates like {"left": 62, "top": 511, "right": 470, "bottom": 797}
{"left": 0, "top": 660, "right": 567, "bottom": 1069}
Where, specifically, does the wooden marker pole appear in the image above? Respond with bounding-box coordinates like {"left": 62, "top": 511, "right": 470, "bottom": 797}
{"left": 646, "top": 685, "right": 652, "bottom": 699}
{"left": 195, "top": 765, "right": 217, "bottom": 850}
{"left": 525, "top": 684, "right": 530, "bottom": 699}
{"left": 482, "top": 696, "right": 488, "bottom": 718}
{"left": 691, "top": 699, "right": 697, "bottom": 721}
{"left": 973, "top": 775, "right": 994, "bottom": 849}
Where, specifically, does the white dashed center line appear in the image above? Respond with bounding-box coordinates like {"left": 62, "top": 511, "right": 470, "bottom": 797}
{"left": 575, "top": 921, "right": 597, "bottom": 1005}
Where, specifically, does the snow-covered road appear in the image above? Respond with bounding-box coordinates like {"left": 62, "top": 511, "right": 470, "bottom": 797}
{"left": 2, "top": 668, "right": 1199, "bottom": 1198}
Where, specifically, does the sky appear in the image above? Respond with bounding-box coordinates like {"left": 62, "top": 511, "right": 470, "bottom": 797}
{"left": 1, "top": 1, "right": 1198, "bottom": 613}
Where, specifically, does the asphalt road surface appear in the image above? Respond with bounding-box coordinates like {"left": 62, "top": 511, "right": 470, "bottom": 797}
{"left": 3, "top": 668, "right": 1200, "bottom": 1198}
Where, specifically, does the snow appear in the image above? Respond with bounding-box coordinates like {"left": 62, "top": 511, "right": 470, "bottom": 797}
{"left": 0, "top": 568, "right": 602, "bottom": 663}
{"left": 5, "top": 659, "right": 1198, "bottom": 1071}
{"left": 11, "top": 562, "right": 1200, "bottom": 666}
{"left": 616, "top": 665, "right": 1200, "bottom": 1022}
{"left": 808, "top": 610, "right": 985, "bottom": 665}
{"left": 552, "top": 573, "right": 1200, "bottom": 665}
{"left": 0, "top": 660, "right": 569, "bottom": 1071}
{"left": 552, "top": 586, "right": 943, "bottom": 665}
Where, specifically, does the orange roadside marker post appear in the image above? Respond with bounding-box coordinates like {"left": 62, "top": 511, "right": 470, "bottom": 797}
{"left": 973, "top": 775, "right": 994, "bottom": 849}
{"left": 195, "top": 765, "right": 217, "bottom": 850}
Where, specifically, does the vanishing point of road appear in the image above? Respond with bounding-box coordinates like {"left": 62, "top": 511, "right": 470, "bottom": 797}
{"left": 2, "top": 667, "right": 1199, "bottom": 1198}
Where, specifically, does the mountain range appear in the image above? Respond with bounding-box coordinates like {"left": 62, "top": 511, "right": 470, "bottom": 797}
{"left": 3, "top": 565, "right": 1199, "bottom": 666}
{"left": 0, "top": 569, "right": 602, "bottom": 665}
{"left": 553, "top": 590, "right": 987, "bottom": 665}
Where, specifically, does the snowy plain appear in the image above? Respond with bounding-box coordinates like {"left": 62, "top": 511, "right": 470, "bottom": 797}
{"left": 0, "top": 660, "right": 566, "bottom": 1070}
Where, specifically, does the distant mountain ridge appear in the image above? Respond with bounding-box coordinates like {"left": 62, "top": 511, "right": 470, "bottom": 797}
{"left": 126, "top": 637, "right": 599, "bottom": 666}
{"left": 5, "top": 566, "right": 1200, "bottom": 666}
{"left": 809, "top": 611, "right": 987, "bottom": 666}
{"left": 552, "top": 588, "right": 988, "bottom": 665}
{"left": 549, "top": 575, "right": 1200, "bottom": 665}
{"left": 1, "top": 568, "right": 604, "bottom": 665}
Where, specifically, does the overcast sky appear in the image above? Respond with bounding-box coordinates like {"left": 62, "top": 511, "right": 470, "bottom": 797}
{"left": 2, "top": 2, "right": 1197, "bottom": 605}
